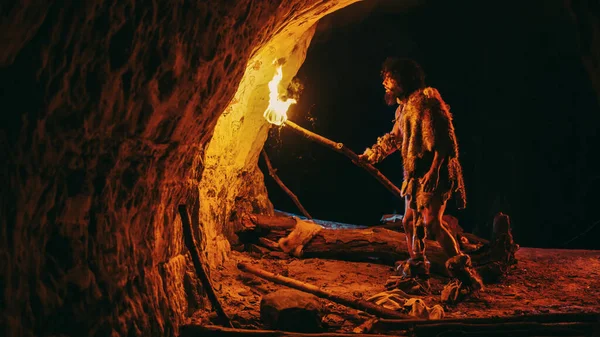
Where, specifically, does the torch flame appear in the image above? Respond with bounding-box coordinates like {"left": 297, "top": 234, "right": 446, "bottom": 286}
{"left": 263, "top": 65, "right": 297, "bottom": 125}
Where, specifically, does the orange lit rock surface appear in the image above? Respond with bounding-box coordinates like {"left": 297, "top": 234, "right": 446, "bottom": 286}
{"left": 1, "top": 1, "right": 358, "bottom": 337}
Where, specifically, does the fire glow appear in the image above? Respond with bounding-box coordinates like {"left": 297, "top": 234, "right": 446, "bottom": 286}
{"left": 263, "top": 65, "right": 297, "bottom": 125}
{"left": 259, "top": 62, "right": 404, "bottom": 201}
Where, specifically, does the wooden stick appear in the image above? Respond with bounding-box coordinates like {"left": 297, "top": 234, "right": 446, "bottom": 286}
{"left": 178, "top": 205, "right": 232, "bottom": 328}
{"left": 181, "top": 323, "right": 597, "bottom": 337}
{"left": 283, "top": 120, "right": 403, "bottom": 200}
{"left": 237, "top": 262, "right": 411, "bottom": 319}
{"left": 353, "top": 319, "right": 378, "bottom": 334}
{"left": 262, "top": 149, "right": 312, "bottom": 219}
{"left": 258, "top": 237, "right": 281, "bottom": 251}
{"left": 411, "top": 322, "right": 595, "bottom": 337}
{"left": 180, "top": 324, "right": 402, "bottom": 337}
{"left": 245, "top": 213, "right": 298, "bottom": 230}
{"left": 374, "top": 312, "right": 600, "bottom": 331}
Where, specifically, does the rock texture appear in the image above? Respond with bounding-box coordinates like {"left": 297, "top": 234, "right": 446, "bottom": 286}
{"left": 1, "top": 1, "right": 358, "bottom": 337}
{"left": 260, "top": 289, "right": 323, "bottom": 332}
{"left": 199, "top": 6, "right": 332, "bottom": 263}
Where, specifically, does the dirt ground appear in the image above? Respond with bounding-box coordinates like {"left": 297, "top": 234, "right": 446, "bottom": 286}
{"left": 189, "top": 247, "right": 600, "bottom": 332}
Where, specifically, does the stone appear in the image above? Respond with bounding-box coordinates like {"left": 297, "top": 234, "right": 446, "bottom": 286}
{"left": 260, "top": 289, "right": 323, "bottom": 332}
{"left": 248, "top": 244, "right": 271, "bottom": 256}
{"left": 2, "top": 1, "right": 359, "bottom": 336}
{"left": 268, "top": 251, "right": 291, "bottom": 260}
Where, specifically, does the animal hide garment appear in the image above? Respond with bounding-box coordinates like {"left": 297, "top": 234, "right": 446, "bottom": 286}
{"left": 399, "top": 87, "right": 466, "bottom": 208}
{"left": 278, "top": 219, "right": 323, "bottom": 257}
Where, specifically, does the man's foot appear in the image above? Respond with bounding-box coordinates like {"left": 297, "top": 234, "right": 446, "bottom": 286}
{"left": 385, "top": 276, "right": 430, "bottom": 295}
{"left": 394, "top": 257, "right": 431, "bottom": 280}
{"left": 445, "top": 254, "right": 484, "bottom": 291}
{"left": 441, "top": 280, "right": 467, "bottom": 304}
{"left": 387, "top": 258, "right": 431, "bottom": 295}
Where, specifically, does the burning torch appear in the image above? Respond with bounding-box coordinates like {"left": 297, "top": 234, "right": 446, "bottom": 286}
{"left": 263, "top": 64, "right": 403, "bottom": 200}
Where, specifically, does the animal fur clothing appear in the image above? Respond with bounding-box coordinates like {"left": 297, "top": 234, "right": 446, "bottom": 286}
{"left": 278, "top": 219, "right": 322, "bottom": 257}
{"left": 365, "top": 87, "right": 466, "bottom": 209}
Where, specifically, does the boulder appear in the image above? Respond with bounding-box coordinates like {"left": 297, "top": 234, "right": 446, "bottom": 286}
{"left": 260, "top": 289, "right": 323, "bottom": 332}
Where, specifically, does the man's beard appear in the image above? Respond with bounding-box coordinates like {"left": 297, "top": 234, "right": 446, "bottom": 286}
{"left": 384, "top": 87, "right": 404, "bottom": 106}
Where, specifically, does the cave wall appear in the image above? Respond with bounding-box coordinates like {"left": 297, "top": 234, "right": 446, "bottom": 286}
{"left": 0, "top": 1, "right": 357, "bottom": 337}
{"left": 199, "top": 23, "right": 319, "bottom": 265}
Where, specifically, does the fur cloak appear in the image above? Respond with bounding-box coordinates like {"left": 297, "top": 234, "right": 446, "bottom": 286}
{"left": 366, "top": 87, "right": 466, "bottom": 209}
{"left": 399, "top": 87, "right": 466, "bottom": 209}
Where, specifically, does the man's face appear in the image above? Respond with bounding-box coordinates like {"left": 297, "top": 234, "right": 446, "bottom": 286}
{"left": 382, "top": 72, "right": 403, "bottom": 106}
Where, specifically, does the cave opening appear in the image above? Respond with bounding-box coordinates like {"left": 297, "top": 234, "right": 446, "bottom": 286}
{"left": 3, "top": 0, "right": 600, "bottom": 336}
{"left": 196, "top": 0, "right": 600, "bottom": 333}
{"left": 201, "top": 0, "right": 600, "bottom": 262}
{"left": 261, "top": 0, "right": 600, "bottom": 250}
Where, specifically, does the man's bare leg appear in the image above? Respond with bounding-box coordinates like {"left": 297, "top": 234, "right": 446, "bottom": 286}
{"left": 394, "top": 198, "right": 415, "bottom": 275}
{"left": 421, "top": 196, "right": 460, "bottom": 257}
{"left": 398, "top": 194, "right": 430, "bottom": 280}
{"left": 402, "top": 196, "right": 415, "bottom": 258}
{"left": 422, "top": 194, "right": 483, "bottom": 290}
{"left": 394, "top": 197, "right": 429, "bottom": 281}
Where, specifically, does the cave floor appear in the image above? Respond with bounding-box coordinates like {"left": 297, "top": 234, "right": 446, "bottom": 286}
{"left": 189, "top": 248, "right": 600, "bottom": 333}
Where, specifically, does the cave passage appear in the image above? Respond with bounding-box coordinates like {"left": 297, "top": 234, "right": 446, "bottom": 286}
{"left": 193, "top": 0, "right": 600, "bottom": 332}
{"left": 260, "top": 0, "right": 600, "bottom": 250}
{"left": 2, "top": 0, "right": 600, "bottom": 336}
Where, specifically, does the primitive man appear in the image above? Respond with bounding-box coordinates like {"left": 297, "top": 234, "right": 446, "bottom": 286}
{"left": 359, "top": 57, "right": 483, "bottom": 292}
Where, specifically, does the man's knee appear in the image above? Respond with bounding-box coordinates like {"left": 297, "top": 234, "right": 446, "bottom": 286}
{"left": 402, "top": 213, "right": 414, "bottom": 233}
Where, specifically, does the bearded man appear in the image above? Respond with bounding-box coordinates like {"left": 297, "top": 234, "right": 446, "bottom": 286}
{"left": 359, "top": 57, "right": 483, "bottom": 292}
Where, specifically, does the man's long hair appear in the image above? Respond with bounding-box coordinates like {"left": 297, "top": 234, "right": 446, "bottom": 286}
{"left": 381, "top": 57, "right": 426, "bottom": 99}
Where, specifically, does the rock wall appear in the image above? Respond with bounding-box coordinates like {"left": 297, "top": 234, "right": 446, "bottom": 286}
{"left": 199, "top": 22, "right": 320, "bottom": 266}
{"left": 0, "top": 1, "right": 357, "bottom": 336}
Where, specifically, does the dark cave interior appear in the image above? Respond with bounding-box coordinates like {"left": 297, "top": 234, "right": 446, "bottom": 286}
{"left": 262, "top": 0, "right": 600, "bottom": 249}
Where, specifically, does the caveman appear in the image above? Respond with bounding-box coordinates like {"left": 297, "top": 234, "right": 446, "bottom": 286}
{"left": 359, "top": 57, "right": 483, "bottom": 292}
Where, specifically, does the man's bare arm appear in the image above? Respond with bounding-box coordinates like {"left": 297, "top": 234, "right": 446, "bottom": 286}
{"left": 359, "top": 132, "right": 399, "bottom": 164}
{"left": 360, "top": 108, "right": 402, "bottom": 164}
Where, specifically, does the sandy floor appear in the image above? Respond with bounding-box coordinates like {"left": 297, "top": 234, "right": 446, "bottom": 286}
{"left": 190, "top": 247, "right": 600, "bottom": 332}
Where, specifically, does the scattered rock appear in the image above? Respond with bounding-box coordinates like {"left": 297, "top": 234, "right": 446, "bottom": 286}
{"left": 249, "top": 244, "right": 271, "bottom": 258}
{"left": 260, "top": 289, "right": 323, "bottom": 332}
{"left": 441, "top": 280, "right": 466, "bottom": 304}
{"left": 237, "top": 274, "right": 263, "bottom": 286}
{"left": 237, "top": 290, "right": 252, "bottom": 296}
{"left": 268, "top": 251, "right": 290, "bottom": 260}
{"left": 323, "top": 313, "right": 345, "bottom": 329}
{"left": 231, "top": 244, "right": 245, "bottom": 252}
